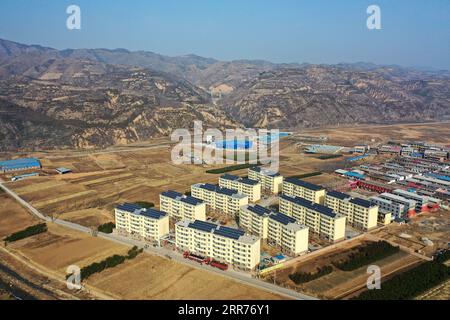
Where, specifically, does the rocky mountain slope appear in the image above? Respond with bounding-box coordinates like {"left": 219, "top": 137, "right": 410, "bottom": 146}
{"left": 0, "top": 38, "right": 449, "bottom": 151}
{"left": 220, "top": 66, "right": 450, "bottom": 128}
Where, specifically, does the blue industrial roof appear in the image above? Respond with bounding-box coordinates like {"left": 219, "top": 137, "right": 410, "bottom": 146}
{"left": 344, "top": 171, "right": 366, "bottom": 179}
{"left": 349, "top": 197, "right": 374, "bottom": 209}
{"left": 327, "top": 190, "right": 351, "bottom": 200}
{"left": 280, "top": 195, "right": 337, "bottom": 218}
{"left": 0, "top": 158, "right": 41, "bottom": 170}
{"left": 284, "top": 177, "right": 324, "bottom": 191}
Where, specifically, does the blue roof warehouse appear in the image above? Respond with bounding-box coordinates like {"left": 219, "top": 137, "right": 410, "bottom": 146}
{"left": 0, "top": 158, "right": 41, "bottom": 173}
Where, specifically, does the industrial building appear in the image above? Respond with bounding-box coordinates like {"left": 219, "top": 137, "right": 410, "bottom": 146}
{"left": 240, "top": 204, "right": 309, "bottom": 256}
{"left": 0, "top": 158, "right": 41, "bottom": 173}
{"left": 378, "top": 193, "right": 417, "bottom": 217}
{"left": 279, "top": 195, "right": 346, "bottom": 242}
{"left": 191, "top": 183, "right": 248, "bottom": 215}
{"left": 219, "top": 174, "right": 261, "bottom": 202}
{"left": 325, "top": 191, "right": 378, "bottom": 231}
{"left": 282, "top": 177, "right": 326, "bottom": 204}
{"left": 392, "top": 189, "right": 441, "bottom": 212}
{"left": 248, "top": 167, "right": 284, "bottom": 194}
{"left": 175, "top": 220, "right": 260, "bottom": 270}
{"left": 115, "top": 203, "right": 169, "bottom": 241}
{"left": 160, "top": 190, "right": 206, "bottom": 221}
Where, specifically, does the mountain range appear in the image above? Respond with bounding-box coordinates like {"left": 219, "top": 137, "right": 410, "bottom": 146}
{"left": 0, "top": 38, "right": 449, "bottom": 150}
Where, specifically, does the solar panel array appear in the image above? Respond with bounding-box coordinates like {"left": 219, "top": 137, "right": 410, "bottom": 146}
{"left": 281, "top": 195, "right": 337, "bottom": 218}
{"left": 116, "top": 203, "right": 142, "bottom": 212}
{"left": 214, "top": 226, "right": 245, "bottom": 240}
{"left": 221, "top": 174, "right": 240, "bottom": 181}
{"left": 327, "top": 190, "right": 351, "bottom": 200}
{"left": 187, "top": 220, "right": 245, "bottom": 240}
{"left": 240, "top": 178, "right": 259, "bottom": 186}
{"left": 284, "top": 177, "right": 324, "bottom": 191}
{"left": 181, "top": 196, "right": 204, "bottom": 206}
{"left": 162, "top": 190, "right": 182, "bottom": 199}
{"left": 349, "top": 197, "right": 374, "bottom": 208}
{"left": 140, "top": 208, "right": 167, "bottom": 219}
{"left": 270, "top": 212, "right": 296, "bottom": 225}
{"left": 247, "top": 205, "right": 271, "bottom": 217}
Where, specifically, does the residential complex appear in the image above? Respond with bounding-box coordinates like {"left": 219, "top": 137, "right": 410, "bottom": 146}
{"left": 115, "top": 203, "right": 169, "bottom": 241}
{"left": 248, "top": 167, "right": 284, "bottom": 194}
{"left": 279, "top": 195, "right": 346, "bottom": 242}
{"left": 191, "top": 183, "right": 248, "bottom": 215}
{"left": 240, "top": 204, "right": 309, "bottom": 256}
{"left": 282, "top": 177, "right": 326, "bottom": 204}
{"left": 175, "top": 220, "right": 260, "bottom": 270}
{"left": 160, "top": 190, "right": 206, "bottom": 221}
{"left": 219, "top": 174, "right": 261, "bottom": 202}
{"left": 325, "top": 191, "right": 378, "bottom": 231}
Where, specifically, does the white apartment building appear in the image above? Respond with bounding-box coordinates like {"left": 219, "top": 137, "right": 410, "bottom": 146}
{"left": 191, "top": 183, "right": 248, "bottom": 215}
{"left": 248, "top": 167, "right": 284, "bottom": 194}
{"left": 240, "top": 204, "right": 309, "bottom": 256}
{"left": 160, "top": 190, "right": 206, "bottom": 221}
{"left": 175, "top": 220, "right": 260, "bottom": 270}
{"left": 115, "top": 203, "right": 169, "bottom": 241}
{"left": 279, "top": 195, "right": 346, "bottom": 242}
{"left": 325, "top": 191, "right": 378, "bottom": 231}
{"left": 282, "top": 177, "right": 326, "bottom": 204}
{"left": 219, "top": 174, "right": 261, "bottom": 202}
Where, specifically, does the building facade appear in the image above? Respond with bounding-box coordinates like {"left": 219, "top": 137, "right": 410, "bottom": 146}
{"left": 115, "top": 203, "right": 169, "bottom": 241}
{"left": 248, "top": 167, "right": 284, "bottom": 194}
{"left": 240, "top": 204, "right": 309, "bottom": 256}
{"left": 325, "top": 191, "right": 378, "bottom": 231}
{"left": 175, "top": 220, "right": 260, "bottom": 270}
{"left": 219, "top": 174, "right": 261, "bottom": 202}
{"left": 282, "top": 177, "right": 326, "bottom": 204}
{"left": 160, "top": 190, "right": 206, "bottom": 221}
{"left": 191, "top": 183, "right": 248, "bottom": 215}
{"left": 279, "top": 195, "right": 346, "bottom": 242}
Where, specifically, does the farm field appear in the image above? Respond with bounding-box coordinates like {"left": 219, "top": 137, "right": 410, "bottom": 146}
{"left": 87, "top": 254, "right": 285, "bottom": 300}
{"left": 262, "top": 238, "right": 423, "bottom": 300}
{"left": 0, "top": 193, "right": 39, "bottom": 239}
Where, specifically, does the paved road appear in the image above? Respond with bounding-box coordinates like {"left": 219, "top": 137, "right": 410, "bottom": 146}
{"left": 0, "top": 181, "right": 317, "bottom": 300}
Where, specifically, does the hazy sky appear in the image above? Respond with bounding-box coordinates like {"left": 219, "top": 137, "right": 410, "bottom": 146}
{"left": 0, "top": 0, "right": 449, "bottom": 69}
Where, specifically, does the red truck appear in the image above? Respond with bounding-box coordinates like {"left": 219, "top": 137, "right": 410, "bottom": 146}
{"left": 205, "top": 258, "right": 228, "bottom": 271}
{"left": 183, "top": 251, "right": 206, "bottom": 264}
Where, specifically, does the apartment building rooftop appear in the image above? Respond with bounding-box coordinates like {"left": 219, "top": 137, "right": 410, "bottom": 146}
{"left": 245, "top": 204, "right": 307, "bottom": 233}
{"left": 194, "top": 183, "right": 247, "bottom": 199}
{"left": 221, "top": 174, "right": 260, "bottom": 186}
{"left": 179, "top": 220, "right": 258, "bottom": 244}
{"left": 284, "top": 177, "right": 324, "bottom": 191}
{"left": 280, "top": 194, "right": 339, "bottom": 218}
{"left": 161, "top": 190, "right": 204, "bottom": 206}
{"left": 327, "top": 190, "right": 351, "bottom": 200}
{"left": 249, "top": 166, "right": 281, "bottom": 177}
{"left": 116, "top": 203, "right": 167, "bottom": 220}
{"left": 349, "top": 197, "right": 376, "bottom": 209}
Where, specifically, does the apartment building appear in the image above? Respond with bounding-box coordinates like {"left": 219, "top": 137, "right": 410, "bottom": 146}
{"left": 279, "top": 195, "right": 346, "bottom": 242}
{"left": 248, "top": 167, "right": 284, "bottom": 194}
{"left": 392, "top": 189, "right": 441, "bottom": 212}
{"left": 160, "top": 190, "right": 206, "bottom": 221}
{"left": 115, "top": 203, "right": 169, "bottom": 241}
{"left": 219, "top": 174, "right": 261, "bottom": 202}
{"left": 191, "top": 183, "right": 248, "bottom": 215}
{"left": 325, "top": 191, "right": 378, "bottom": 231}
{"left": 175, "top": 220, "right": 260, "bottom": 270}
{"left": 370, "top": 196, "right": 404, "bottom": 220}
{"left": 240, "top": 204, "right": 309, "bottom": 256}
{"left": 379, "top": 193, "right": 416, "bottom": 217}
{"left": 282, "top": 177, "right": 326, "bottom": 204}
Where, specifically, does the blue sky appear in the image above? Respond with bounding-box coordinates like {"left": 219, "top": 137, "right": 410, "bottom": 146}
{"left": 0, "top": 0, "right": 449, "bottom": 69}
